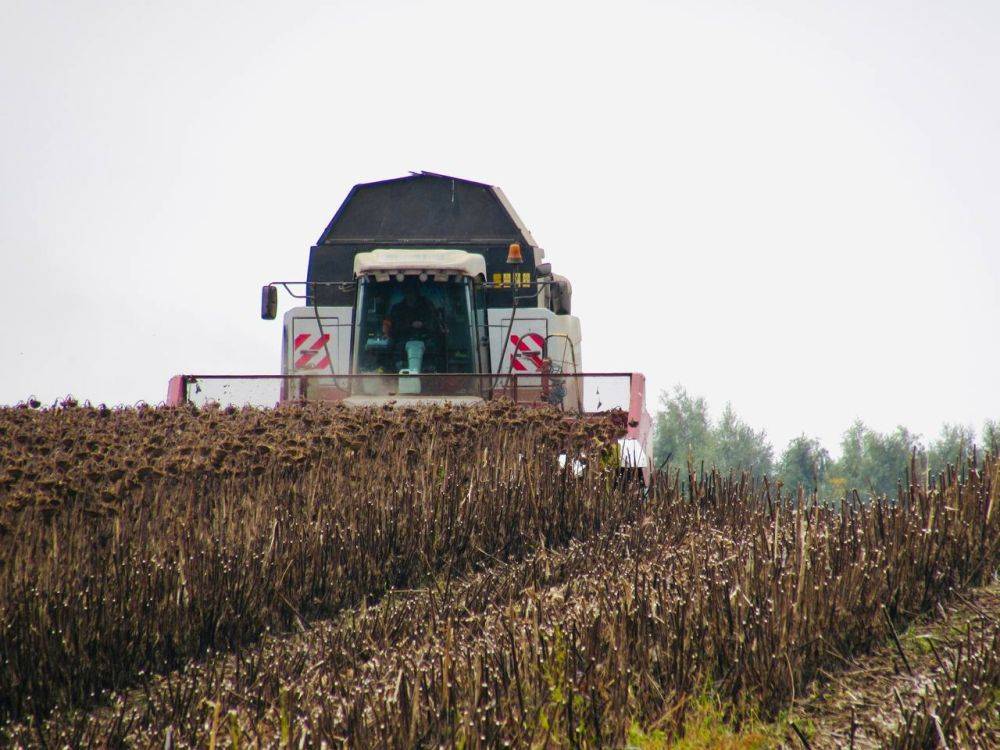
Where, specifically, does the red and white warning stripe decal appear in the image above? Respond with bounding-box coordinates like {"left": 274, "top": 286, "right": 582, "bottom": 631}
{"left": 293, "top": 333, "right": 332, "bottom": 370}
{"left": 509, "top": 333, "right": 545, "bottom": 372}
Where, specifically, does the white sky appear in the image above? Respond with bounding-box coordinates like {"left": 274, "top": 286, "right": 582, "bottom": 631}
{"left": 2, "top": 0, "right": 998, "bottom": 454}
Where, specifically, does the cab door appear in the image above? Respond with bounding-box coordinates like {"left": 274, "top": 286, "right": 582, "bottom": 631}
{"left": 473, "top": 279, "right": 491, "bottom": 391}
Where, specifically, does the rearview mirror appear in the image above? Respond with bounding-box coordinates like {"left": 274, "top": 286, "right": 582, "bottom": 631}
{"left": 261, "top": 285, "right": 278, "bottom": 320}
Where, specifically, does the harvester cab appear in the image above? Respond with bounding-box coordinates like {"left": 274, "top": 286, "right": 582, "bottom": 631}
{"left": 351, "top": 251, "right": 485, "bottom": 388}
{"left": 167, "top": 172, "right": 651, "bottom": 479}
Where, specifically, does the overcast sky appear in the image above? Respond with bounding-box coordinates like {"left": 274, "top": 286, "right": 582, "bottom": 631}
{"left": 2, "top": 0, "right": 998, "bottom": 454}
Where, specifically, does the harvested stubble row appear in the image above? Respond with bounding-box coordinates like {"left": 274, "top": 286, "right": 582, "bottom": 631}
{"left": 0, "top": 402, "right": 639, "bottom": 724}
{"left": 885, "top": 618, "right": 1000, "bottom": 749}
{"left": 13, "top": 459, "right": 1000, "bottom": 748}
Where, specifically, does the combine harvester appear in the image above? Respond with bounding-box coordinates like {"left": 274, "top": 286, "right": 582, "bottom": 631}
{"left": 167, "top": 172, "right": 650, "bottom": 480}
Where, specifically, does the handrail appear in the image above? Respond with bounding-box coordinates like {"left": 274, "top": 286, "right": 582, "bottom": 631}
{"left": 543, "top": 333, "right": 578, "bottom": 373}
{"left": 542, "top": 333, "right": 582, "bottom": 412}
{"left": 170, "top": 372, "right": 638, "bottom": 416}
{"left": 177, "top": 372, "right": 637, "bottom": 379}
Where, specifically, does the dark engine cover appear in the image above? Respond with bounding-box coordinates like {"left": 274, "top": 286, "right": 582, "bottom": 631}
{"left": 308, "top": 172, "right": 540, "bottom": 307}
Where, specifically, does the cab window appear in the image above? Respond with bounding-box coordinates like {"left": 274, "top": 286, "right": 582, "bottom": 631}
{"left": 354, "top": 277, "right": 477, "bottom": 374}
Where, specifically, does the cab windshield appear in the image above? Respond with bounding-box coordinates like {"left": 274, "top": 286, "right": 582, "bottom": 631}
{"left": 354, "top": 277, "right": 477, "bottom": 375}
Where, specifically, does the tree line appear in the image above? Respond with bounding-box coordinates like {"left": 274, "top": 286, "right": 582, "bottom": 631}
{"left": 652, "top": 386, "right": 999, "bottom": 498}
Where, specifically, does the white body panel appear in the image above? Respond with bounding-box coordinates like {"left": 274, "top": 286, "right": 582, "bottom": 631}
{"left": 619, "top": 438, "right": 649, "bottom": 469}
{"left": 486, "top": 307, "right": 585, "bottom": 413}
{"left": 282, "top": 304, "right": 584, "bottom": 382}
{"left": 486, "top": 308, "right": 583, "bottom": 376}
{"left": 281, "top": 306, "right": 353, "bottom": 376}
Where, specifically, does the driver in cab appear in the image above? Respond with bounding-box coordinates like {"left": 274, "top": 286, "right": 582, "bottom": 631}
{"left": 382, "top": 279, "right": 443, "bottom": 346}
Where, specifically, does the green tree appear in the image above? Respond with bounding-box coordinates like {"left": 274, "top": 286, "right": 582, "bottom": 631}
{"left": 652, "top": 388, "right": 773, "bottom": 477}
{"left": 927, "top": 423, "right": 976, "bottom": 478}
{"left": 831, "top": 422, "right": 922, "bottom": 498}
{"left": 862, "top": 426, "right": 921, "bottom": 496}
{"left": 981, "top": 420, "right": 999, "bottom": 455}
{"left": 714, "top": 403, "right": 774, "bottom": 477}
{"left": 777, "top": 435, "right": 830, "bottom": 495}
{"left": 835, "top": 420, "right": 867, "bottom": 493}
{"left": 652, "top": 386, "right": 713, "bottom": 466}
